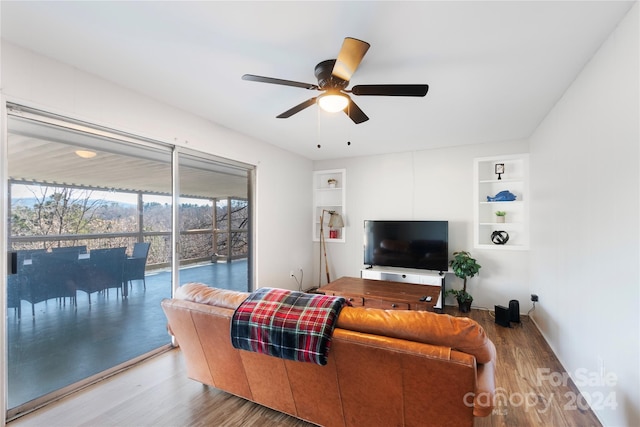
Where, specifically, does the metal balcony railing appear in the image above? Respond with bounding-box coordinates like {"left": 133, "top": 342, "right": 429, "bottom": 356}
{"left": 9, "top": 229, "right": 248, "bottom": 267}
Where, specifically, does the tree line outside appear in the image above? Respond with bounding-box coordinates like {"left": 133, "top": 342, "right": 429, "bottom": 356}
{"left": 9, "top": 183, "right": 248, "bottom": 266}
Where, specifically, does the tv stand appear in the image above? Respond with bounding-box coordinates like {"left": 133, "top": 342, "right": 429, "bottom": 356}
{"left": 360, "top": 267, "right": 446, "bottom": 311}
{"left": 320, "top": 277, "right": 442, "bottom": 312}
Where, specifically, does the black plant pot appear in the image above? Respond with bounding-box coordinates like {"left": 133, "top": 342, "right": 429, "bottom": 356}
{"left": 457, "top": 299, "right": 472, "bottom": 313}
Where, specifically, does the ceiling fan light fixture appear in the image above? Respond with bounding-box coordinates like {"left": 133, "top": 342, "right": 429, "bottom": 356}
{"left": 317, "top": 92, "right": 349, "bottom": 113}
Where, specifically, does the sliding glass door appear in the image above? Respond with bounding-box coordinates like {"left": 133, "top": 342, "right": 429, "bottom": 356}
{"left": 5, "top": 110, "right": 174, "bottom": 416}
{"left": 176, "top": 151, "right": 251, "bottom": 291}
{"left": 3, "top": 105, "right": 253, "bottom": 418}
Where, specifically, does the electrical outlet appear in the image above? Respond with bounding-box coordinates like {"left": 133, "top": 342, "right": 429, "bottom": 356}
{"left": 531, "top": 294, "right": 539, "bottom": 302}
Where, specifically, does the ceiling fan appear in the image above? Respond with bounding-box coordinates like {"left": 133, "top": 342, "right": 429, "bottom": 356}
{"left": 242, "top": 37, "right": 429, "bottom": 124}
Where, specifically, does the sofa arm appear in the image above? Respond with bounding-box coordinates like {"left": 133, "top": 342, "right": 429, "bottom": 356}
{"left": 473, "top": 354, "right": 496, "bottom": 416}
{"left": 176, "top": 282, "right": 249, "bottom": 309}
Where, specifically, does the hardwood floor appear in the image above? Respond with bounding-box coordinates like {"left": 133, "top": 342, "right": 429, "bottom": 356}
{"left": 7, "top": 349, "right": 313, "bottom": 427}
{"left": 8, "top": 307, "right": 602, "bottom": 427}
{"left": 452, "top": 308, "right": 603, "bottom": 427}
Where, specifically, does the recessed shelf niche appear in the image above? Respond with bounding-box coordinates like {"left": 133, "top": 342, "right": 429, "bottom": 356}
{"left": 474, "top": 154, "right": 529, "bottom": 250}
{"left": 313, "top": 169, "right": 346, "bottom": 243}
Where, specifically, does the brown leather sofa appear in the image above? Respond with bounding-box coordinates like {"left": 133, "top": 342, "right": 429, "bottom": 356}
{"left": 161, "top": 283, "right": 497, "bottom": 427}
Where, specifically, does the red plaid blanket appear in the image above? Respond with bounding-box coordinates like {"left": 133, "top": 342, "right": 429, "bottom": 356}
{"left": 230, "top": 288, "right": 347, "bottom": 365}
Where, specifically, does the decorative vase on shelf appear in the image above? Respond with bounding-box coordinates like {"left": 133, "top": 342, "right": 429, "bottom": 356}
{"left": 491, "top": 230, "right": 510, "bottom": 245}
{"left": 487, "top": 190, "right": 516, "bottom": 202}
{"left": 327, "top": 178, "right": 337, "bottom": 188}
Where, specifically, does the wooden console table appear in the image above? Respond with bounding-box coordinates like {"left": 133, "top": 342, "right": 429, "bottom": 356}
{"left": 318, "top": 276, "right": 442, "bottom": 313}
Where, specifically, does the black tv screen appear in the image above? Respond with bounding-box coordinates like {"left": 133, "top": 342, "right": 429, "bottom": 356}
{"left": 364, "top": 220, "right": 448, "bottom": 272}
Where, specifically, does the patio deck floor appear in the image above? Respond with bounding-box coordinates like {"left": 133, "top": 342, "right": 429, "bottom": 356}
{"left": 6, "top": 260, "right": 248, "bottom": 411}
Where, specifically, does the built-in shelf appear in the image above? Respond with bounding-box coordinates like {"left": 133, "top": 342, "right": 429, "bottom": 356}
{"left": 313, "top": 169, "right": 346, "bottom": 243}
{"left": 474, "top": 154, "right": 529, "bottom": 250}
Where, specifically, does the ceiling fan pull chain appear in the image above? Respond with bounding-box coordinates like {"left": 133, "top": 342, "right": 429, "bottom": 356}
{"left": 316, "top": 106, "right": 322, "bottom": 149}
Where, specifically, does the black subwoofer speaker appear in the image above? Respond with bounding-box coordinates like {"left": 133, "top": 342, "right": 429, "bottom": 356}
{"left": 495, "top": 305, "right": 511, "bottom": 328}
{"left": 509, "top": 299, "right": 520, "bottom": 323}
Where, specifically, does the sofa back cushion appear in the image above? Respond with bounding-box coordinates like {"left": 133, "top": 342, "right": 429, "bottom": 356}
{"left": 331, "top": 328, "right": 477, "bottom": 426}
{"left": 336, "top": 306, "right": 495, "bottom": 364}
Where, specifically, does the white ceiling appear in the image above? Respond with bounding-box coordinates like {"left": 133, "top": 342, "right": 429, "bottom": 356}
{"left": 1, "top": 1, "right": 635, "bottom": 161}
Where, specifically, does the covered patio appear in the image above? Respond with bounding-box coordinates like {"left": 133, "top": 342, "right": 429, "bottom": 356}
{"left": 7, "top": 260, "right": 248, "bottom": 411}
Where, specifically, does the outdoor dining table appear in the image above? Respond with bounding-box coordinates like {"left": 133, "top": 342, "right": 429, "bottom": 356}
{"left": 19, "top": 248, "right": 130, "bottom": 304}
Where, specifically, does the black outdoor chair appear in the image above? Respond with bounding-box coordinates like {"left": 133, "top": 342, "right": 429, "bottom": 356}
{"left": 51, "top": 245, "right": 87, "bottom": 255}
{"left": 7, "top": 250, "right": 47, "bottom": 318}
{"left": 22, "top": 249, "right": 48, "bottom": 258}
{"left": 7, "top": 264, "right": 23, "bottom": 318}
{"left": 25, "top": 251, "right": 79, "bottom": 316}
{"left": 124, "top": 242, "right": 151, "bottom": 290}
{"left": 77, "top": 247, "right": 126, "bottom": 304}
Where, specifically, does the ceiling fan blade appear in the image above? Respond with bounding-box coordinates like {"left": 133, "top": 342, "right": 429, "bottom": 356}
{"left": 276, "top": 97, "right": 318, "bottom": 118}
{"left": 344, "top": 99, "right": 369, "bottom": 124}
{"left": 242, "top": 74, "right": 319, "bottom": 90}
{"left": 352, "top": 84, "right": 429, "bottom": 97}
{"left": 332, "top": 37, "right": 371, "bottom": 82}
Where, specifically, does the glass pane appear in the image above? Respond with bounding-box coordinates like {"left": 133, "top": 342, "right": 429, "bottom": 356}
{"left": 231, "top": 199, "right": 249, "bottom": 229}
{"left": 177, "top": 153, "right": 250, "bottom": 292}
{"left": 216, "top": 198, "right": 229, "bottom": 230}
{"left": 11, "top": 184, "right": 139, "bottom": 249}
{"left": 143, "top": 194, "right": 172, "bottom": 266}
{"left": 215, "top": 198, "right": 249, "bottom": 259}
{"left": 179, "top": 197, "right": 214, "bottom": 260}
{"left": 144, "top": 195, "right": 172, "bottom": 232}
{"left": 216, "top": 232, "right": 229, "bottom": 257}
{"left": 6, "top": 115, "right": 173, "bottom": 413}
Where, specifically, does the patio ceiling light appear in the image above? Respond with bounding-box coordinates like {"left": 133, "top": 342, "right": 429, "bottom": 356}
{"left": 75, "top": 150, "right": 97, "bottom": 159}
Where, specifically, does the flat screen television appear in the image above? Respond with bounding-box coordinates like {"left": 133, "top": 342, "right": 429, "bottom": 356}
{"left": 363, "top": 220, "right": 448, "bottom": 272}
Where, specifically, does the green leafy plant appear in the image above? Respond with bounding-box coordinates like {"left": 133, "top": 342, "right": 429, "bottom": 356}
{"left": 446, "top": 251, "right": 481, "bottom": 305}
{"left": 495, "top": 211, "right": 506, "bottom": 216}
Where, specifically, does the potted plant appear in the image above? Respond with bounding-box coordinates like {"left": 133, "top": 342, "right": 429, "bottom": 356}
{"left": 327, "top": 178, "right": 337, "bottom": 188}
{"left": 446, "top": 251, "right": 481, "bottom": 313}
{"left": 495, "top": 211, "right": 506, "bottom": 223}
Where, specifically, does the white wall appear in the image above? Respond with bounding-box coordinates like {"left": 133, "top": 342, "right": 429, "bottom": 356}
{"left": 314, "top": 139, "right": 530, "bottom": 310}
{"left": 2, "top": 3, "right": 638, "bottom": 424}
{"left": 529, "top": 4, "right": 639, "bottom": 426}
{"left": 0, "top": 41, "right": 315, "bottom": 291}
